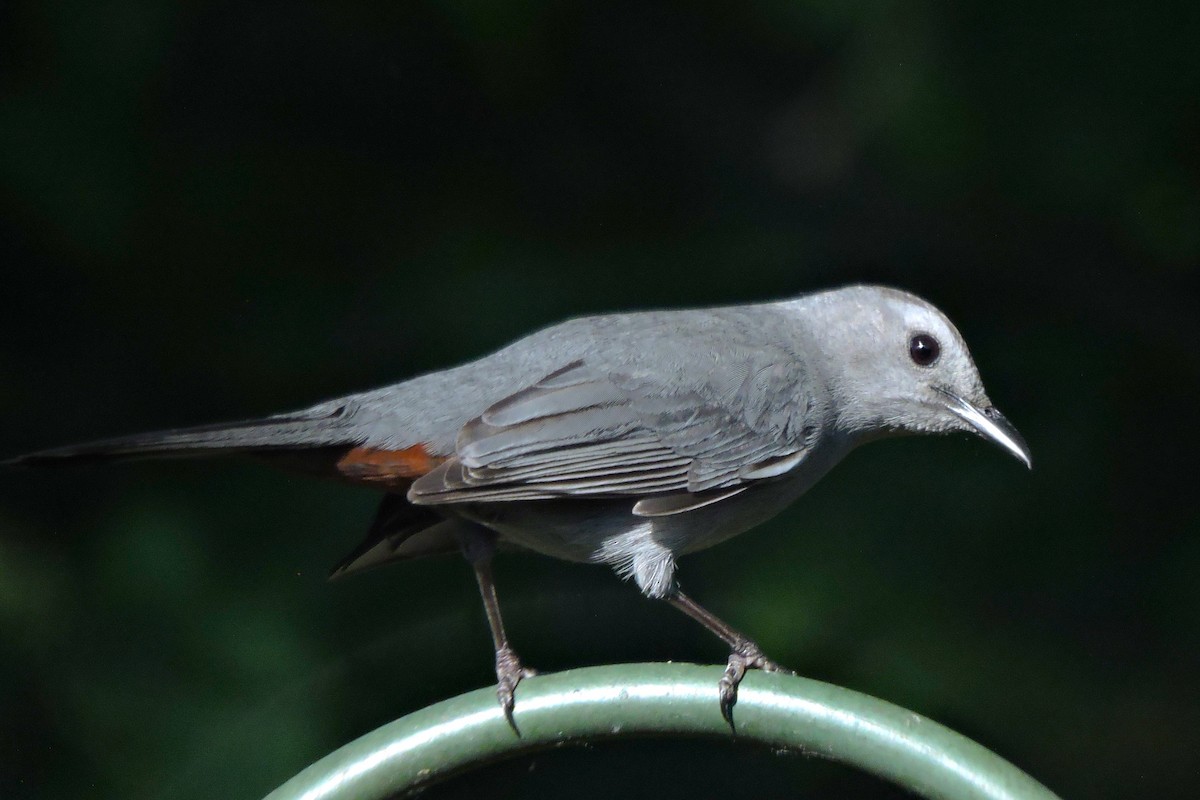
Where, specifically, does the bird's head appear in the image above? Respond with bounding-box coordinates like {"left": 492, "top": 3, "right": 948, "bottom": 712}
{"left": 796, "top": 285, "right": 1031, "bottom": 468}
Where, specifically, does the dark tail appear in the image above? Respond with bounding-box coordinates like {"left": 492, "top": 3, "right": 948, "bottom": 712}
{"left": 6, "top": 400, "right": 360, "bottom": 467}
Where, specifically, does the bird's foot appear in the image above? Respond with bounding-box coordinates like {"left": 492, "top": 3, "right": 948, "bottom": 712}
{"left": 719, "top": 640, "right": 794, "bottom": 726}
{"left": 495, "top": 645, "right": 538, "bottom": 730}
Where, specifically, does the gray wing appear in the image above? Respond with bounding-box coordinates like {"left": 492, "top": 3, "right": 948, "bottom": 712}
{"left": 408, "top": 357, "right": 819, "bottom": 516}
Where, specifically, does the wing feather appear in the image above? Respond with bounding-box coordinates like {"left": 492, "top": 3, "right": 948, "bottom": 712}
{"left": 409, "top": 358, "right": 817, "bottom": 506}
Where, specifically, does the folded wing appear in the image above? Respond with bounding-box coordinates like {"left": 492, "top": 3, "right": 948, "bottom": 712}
{"left": 408, "top": 358, "right": 817, "bottom": 515}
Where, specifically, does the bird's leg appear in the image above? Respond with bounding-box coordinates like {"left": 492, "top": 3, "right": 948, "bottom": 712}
{"left": 459, "top": 528, "right": 536, "bottom": 728}
{"left": 664, "top": 588, "right": 794, "bottom": 724}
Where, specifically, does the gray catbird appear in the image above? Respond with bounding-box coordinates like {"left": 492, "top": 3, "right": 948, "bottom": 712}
{"left": 9, "top": 285, "right": 1030, "bottom": 722}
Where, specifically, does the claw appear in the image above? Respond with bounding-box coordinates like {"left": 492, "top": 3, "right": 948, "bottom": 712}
{"left": 718, "top": 641, "right": 793, "bottom": 728}
{"left": 495, "top": 645, "right": 537, "bottom": 731}
{"left": 718, "top": 656, "right": 747, "bottom": 723}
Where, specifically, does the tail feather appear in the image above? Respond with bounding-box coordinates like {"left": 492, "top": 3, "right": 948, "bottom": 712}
{"left": 6, "top": 400, "right": 361, "bottom": 467}
{"left": 328, "top": 494, "right": 456, "bottom": 579}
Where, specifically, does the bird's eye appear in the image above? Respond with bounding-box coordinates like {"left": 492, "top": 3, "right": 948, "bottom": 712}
{"left": 908, "top": 332, "right": 940, "bottom": 366}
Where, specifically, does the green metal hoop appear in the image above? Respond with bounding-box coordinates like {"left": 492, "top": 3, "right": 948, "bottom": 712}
{"left": 265, "top": 663, "right": 1060, "bottom": 800}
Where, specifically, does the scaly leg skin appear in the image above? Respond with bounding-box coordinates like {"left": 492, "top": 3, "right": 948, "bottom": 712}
{"left": 665, "top": 589, "right": 795, "bottom": 727}
{"left": 470, "top": 555, "right": 536, "bottom": 731}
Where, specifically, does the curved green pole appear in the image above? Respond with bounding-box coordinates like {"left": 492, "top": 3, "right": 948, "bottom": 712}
{"left": 265, "top": 663, "right": 1060, "bottom": 800}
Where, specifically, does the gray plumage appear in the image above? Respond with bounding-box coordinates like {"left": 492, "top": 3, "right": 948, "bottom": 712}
{"left": 9, "top": 285, "right": 1030, "bottom": 719}
{"left": 10, "top": 285, "right": 1029, "bottom": 599}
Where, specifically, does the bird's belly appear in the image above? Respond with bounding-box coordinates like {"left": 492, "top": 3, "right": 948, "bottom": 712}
{"left": 457, "top": 498, "right": 638, "bottom": 563}
{"left": 455, "top": 437, "right": 851, "bottom": 563}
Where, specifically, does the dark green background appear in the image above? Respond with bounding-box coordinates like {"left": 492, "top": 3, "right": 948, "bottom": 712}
{"left": 2, "top": 2, "right": 1197, "bottom": 798}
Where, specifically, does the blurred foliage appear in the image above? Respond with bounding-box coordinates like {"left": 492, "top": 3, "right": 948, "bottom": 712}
{"left": 1, "top": 1, "right": 1197, "bottom": 798}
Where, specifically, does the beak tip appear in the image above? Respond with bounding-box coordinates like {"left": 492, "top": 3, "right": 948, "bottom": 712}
{"left": 1000, "top": 439, "right": 1032, "bottom": 470}
{"left": 940, "top": 390, "right": 1032, "bottom": 471}
{"left": 998, "top": 429, "right": 1036, "bottom": 472}
{"left": 993, "top": 427, "right": 1032, "bottom": 471}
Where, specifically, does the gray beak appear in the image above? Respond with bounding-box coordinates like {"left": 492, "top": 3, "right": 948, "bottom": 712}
{"left": 937, "top": 389, "right": 1032, "bottom": 468}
